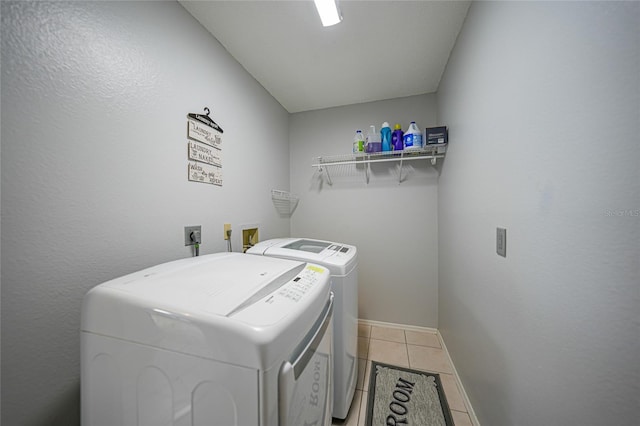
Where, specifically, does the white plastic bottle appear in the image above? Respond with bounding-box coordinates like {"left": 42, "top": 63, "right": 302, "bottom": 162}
{"left": 366, "top": 125, "right": 381, "bottom": 153}
{"left": 353, "top": 130, "right": 365, "bottom": 153}
{"left": 403, "top": 121, "right": 423, "bottom": 150}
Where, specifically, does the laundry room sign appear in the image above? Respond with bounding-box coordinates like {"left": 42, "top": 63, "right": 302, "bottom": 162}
{"left": 186, "top": 107, "right": 223, "bottom": 186}
{"left": 188, "top": 161, "right": 223, "bottom": 186}
{"left": 188, "top": 141, "right": 222, "bottom": 167}
{"left": 188, "top": 119, "right": 222, "bottom": 149}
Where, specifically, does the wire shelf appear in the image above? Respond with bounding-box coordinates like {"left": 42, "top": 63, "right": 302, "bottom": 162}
{"left": 271, "top": 189, "right": 299, "bottom": 216}
{"left": 312, "top": 144, "right": 447, "bottom": 167}
{"left": 312, "top": 144, "right": 447, "bottom": 184}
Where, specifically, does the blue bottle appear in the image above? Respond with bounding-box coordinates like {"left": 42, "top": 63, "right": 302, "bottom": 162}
{"left": 381, "top": 122, "right": 392, "bottom": 152}
{"left": 392, "top": 123, "right": 404, "bottom": 150}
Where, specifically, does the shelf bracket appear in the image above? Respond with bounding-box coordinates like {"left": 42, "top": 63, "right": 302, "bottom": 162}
{"left": 431, "top": 156, "right": 437, "bottom": 166}
{"left": 398, "top": 155, "right": 404, "bottom": 184}
{"left": 317, "top": 157, "right": 333, "bottom": 185}
{"left": 325, "top": 167, "right": 333, "bottom": 185}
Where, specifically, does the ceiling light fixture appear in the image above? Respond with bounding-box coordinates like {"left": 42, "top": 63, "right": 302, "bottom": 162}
{"left": 313, "top": 0, "right": 342, "bottom": 27}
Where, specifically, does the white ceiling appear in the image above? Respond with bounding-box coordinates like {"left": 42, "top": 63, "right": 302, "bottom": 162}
{"left": 180, "top": 0, "right": 471, "bottom": 113}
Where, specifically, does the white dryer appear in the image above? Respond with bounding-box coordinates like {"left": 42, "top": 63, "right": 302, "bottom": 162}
{"left": 247, "top": 238, "right": 358, "bottom": 420}
{"left": 81, "top": 252, "right": 333, "bottom": 426}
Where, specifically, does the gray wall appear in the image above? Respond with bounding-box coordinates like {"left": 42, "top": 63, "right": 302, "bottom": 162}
{"left": 437, "top": 2, "right": 639, "bottom": 425}
{"left": 4, "top": 1, "right": 639, "bottom": 425}
{"left": 1, "top": 2, "right": 290, "bottom": 425}
{"left": 289, "top": 94, "right": 440, "bottom": 327}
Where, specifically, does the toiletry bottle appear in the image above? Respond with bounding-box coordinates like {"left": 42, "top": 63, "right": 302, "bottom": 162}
{"left": 391, "top": 123, "right": 404, "bottom": 151}
{"left": 403, "top": 121, "right": 423, "bottom": 150}
{"left": 366, "top": 125, "right": 381, "bottom": 153}
{"left": 381, "top": 122, "right": 392, "bottom": 152}
{"left": 353, "top": 130, "right": 365, "bottom": 153}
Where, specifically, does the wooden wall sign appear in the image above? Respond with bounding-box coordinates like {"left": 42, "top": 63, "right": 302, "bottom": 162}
{"left": 188, "top": 161, "right": 223, "bottom": 186}
{"left": 188, "top": 140, "right": 222, "bottom": 167}
{"left": 186, "top": 107, "right": 223, "bottom": 186}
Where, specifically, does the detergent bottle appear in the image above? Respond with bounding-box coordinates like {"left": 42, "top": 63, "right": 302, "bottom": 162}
{"left": 391, "top": 124, "right": 404, "bottom": 150}
{"left": 403, "top": 121, "right": 423, "bottom": 150}
{"left": 381, "top": 122, "right": 392, "bottom": 152}
{"left": 366, "top": 125, "right": 381, "bottom": 153}
{"left": 353, "top": 130, "right": 365, "bottom": 153}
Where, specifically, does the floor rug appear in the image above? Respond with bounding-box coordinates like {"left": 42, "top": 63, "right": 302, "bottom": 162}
{"left": 365, "top": 362, "right": 454, "bottom": 426}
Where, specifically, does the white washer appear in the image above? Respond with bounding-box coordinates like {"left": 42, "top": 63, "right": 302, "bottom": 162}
{"left": 247, "top": 238, "right": 358, "bottom": 420}
{"left": 81, "top": 252, "right": 333, "bottom": 426}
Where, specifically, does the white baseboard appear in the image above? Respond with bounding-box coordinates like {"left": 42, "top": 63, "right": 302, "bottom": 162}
{"left": 436, "top": 331, "right": 481, "bottom": 426}
{"left": 358, "top": 319, "right": 481, "bottom": 426}
{"left": 357, "top": 318, "right": 438, "bottom": 334}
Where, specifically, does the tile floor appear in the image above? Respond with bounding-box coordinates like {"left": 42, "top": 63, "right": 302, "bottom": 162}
{"left": 331, "top": 323, "right": 474, "bottom": 426}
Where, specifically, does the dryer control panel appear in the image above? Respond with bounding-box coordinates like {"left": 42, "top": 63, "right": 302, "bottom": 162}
{"left": 232, "top": 263, "right": 331, "bottom": 327}
{"left": 277, "top": 265, "right": 324, "bottom": 302}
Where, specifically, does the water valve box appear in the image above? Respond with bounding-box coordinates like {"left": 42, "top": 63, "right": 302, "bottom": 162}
{"left": 425, "top": 126, "right": 448, "bottom": 145}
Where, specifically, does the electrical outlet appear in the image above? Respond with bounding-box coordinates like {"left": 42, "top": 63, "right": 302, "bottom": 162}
{"left": 184, "top": 225, "right": 202, "bottom": 246}
{"left": 224, "top": 223, "right": 232, "bottom": 240}
{"left": 497, "top": 227, "right": 507, "bottom": 257}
